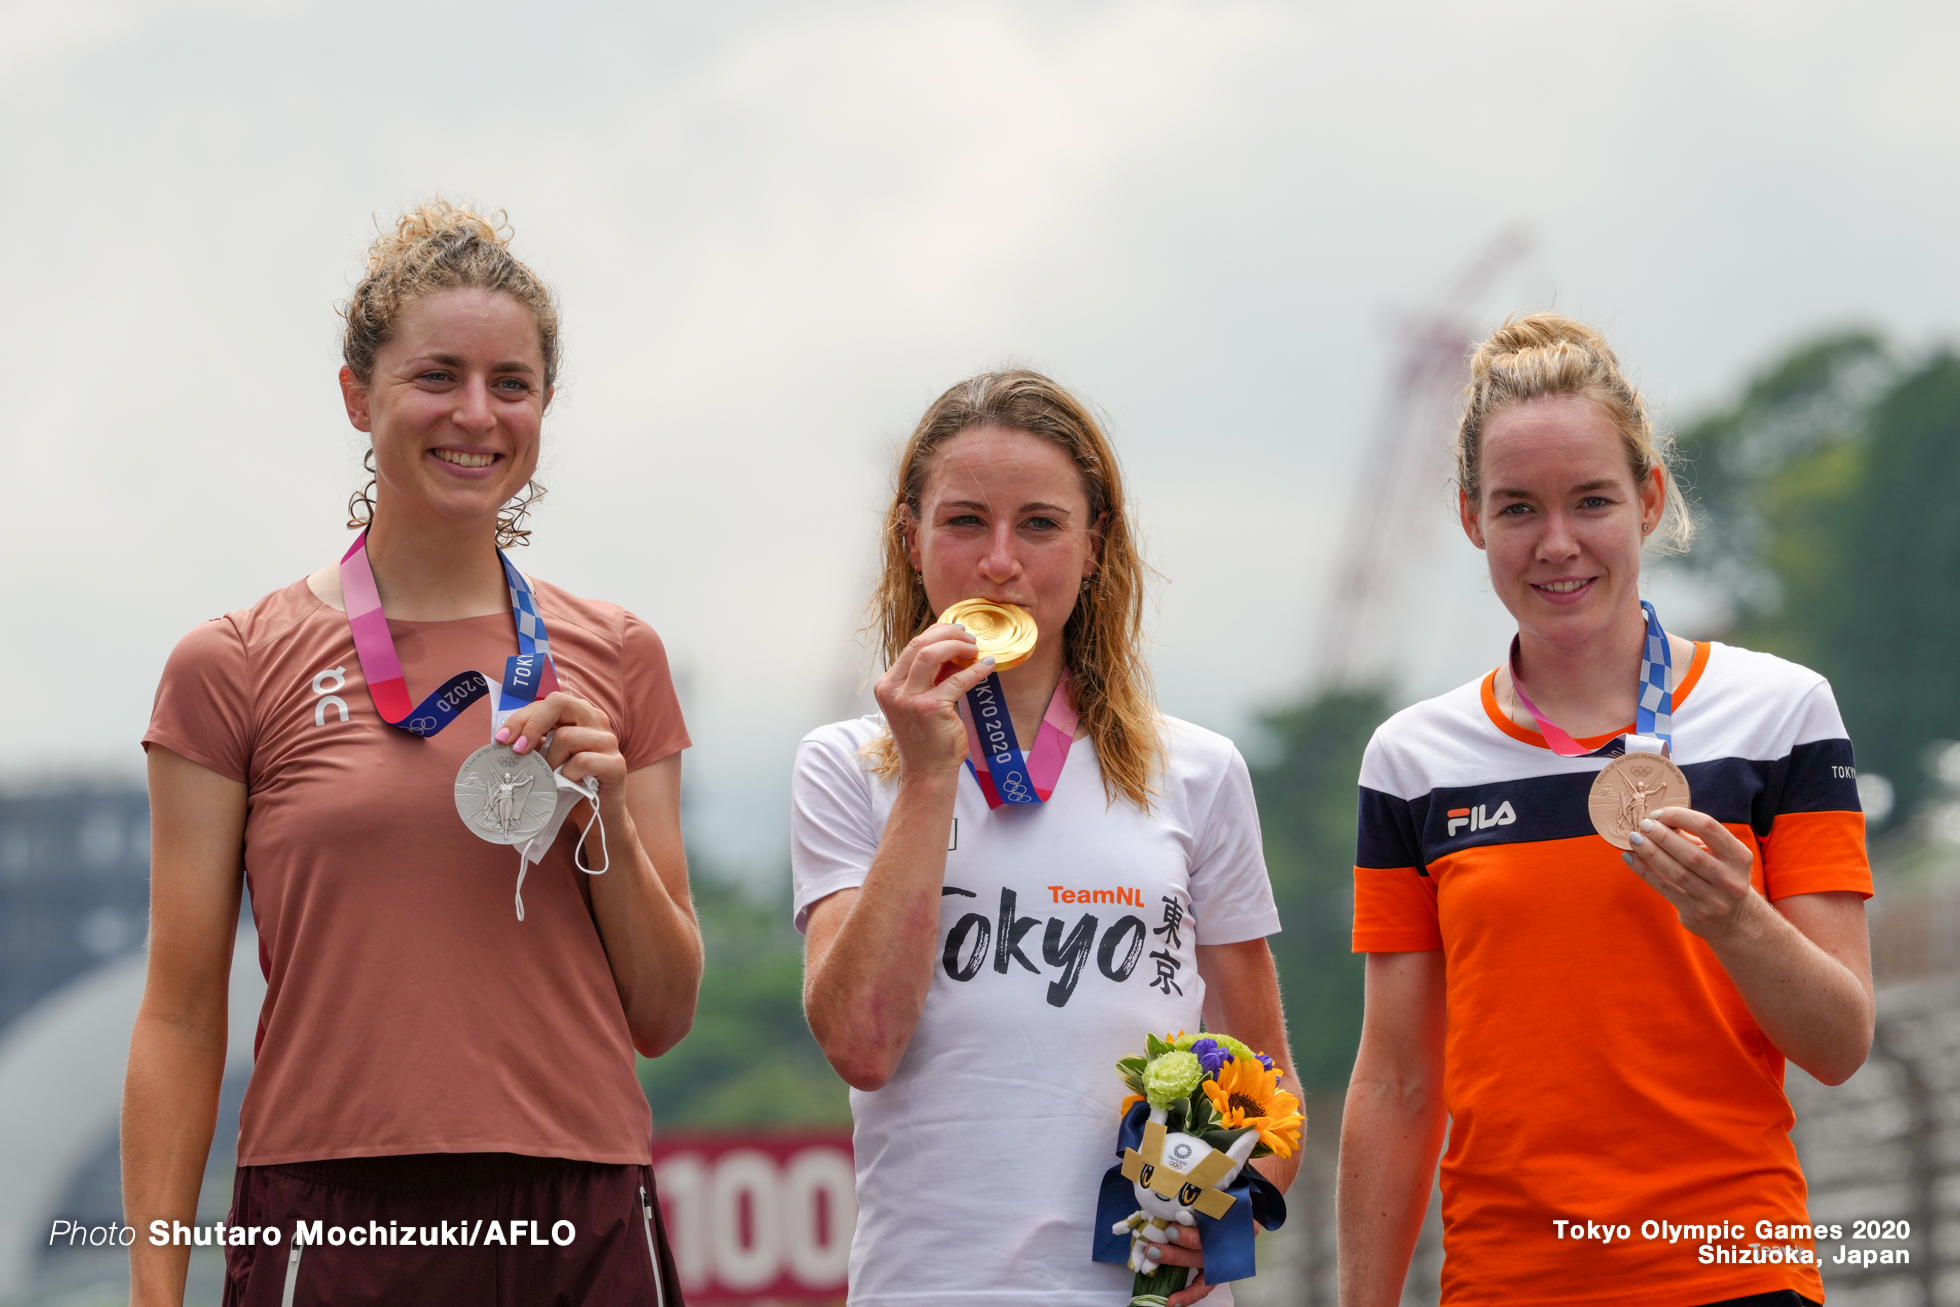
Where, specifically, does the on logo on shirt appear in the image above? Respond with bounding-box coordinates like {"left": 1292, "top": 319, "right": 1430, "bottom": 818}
{"left": 1447, "top": 801, "right": 1516, "bottom": 838}
{"left": 310, "top": 667, "right": 351, "bottom": 727}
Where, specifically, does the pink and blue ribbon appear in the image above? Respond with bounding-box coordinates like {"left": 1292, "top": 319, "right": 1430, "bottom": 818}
{"left": 1509, "top": 600, "right": 1675, "bottom": 757}
{"left": 338, "top": 530, "right": 560, "bottom": 738}
{"left": 957, "top": 671, "right": 1079, "bottom": 807}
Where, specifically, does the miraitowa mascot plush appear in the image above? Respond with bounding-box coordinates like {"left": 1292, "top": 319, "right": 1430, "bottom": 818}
{"left": 1091, "top": 1101, "right": 1287, "bottom": 1304}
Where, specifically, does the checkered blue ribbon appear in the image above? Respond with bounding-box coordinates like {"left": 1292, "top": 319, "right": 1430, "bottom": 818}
{"left": 495, "top": 561, "right": 560, "bottom": 721}
{"left": 1507, "top": 599, "right": 1676, "bottom": 758}
{"left": 1634, "top": 600, "right": 1673, "bottom": 749}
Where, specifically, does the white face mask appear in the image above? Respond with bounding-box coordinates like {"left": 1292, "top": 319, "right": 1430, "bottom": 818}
{"left": 512, "top": 767, "right": 608, "bottom": 921}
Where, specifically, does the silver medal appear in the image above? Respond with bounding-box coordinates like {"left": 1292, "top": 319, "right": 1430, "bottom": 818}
{"left": 454, "top": 743, "right": 559, "bottom": 846}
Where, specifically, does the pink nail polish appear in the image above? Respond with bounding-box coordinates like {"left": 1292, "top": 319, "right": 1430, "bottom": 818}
{"left": 513, "top": 736, "right": 528, "bottom": 753}
{"left": 495, "top": 728, "right": 510, "bottom": 743}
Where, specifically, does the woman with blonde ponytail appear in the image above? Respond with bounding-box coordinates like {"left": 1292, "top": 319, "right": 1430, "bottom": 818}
{"left": 126, "top": 202, "right": 693, "bottom": 1305}
{"left": 1338, "top": 314, "right": 1874, "bottom": 1307}
{"left": 793, "top": 369, "right": 1297, "bottom": 1306}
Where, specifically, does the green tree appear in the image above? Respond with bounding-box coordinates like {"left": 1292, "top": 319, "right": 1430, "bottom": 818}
{"left": 1672, "top": 329, "right": 1890, "bottom": 642}
{"left": 1804, "top": 354, "right": 1960, "bottom": 823}
{"left": 638, "top": 875, "right": 851, "bottom": 1127}
{"left": 1675, "top": 332, "right": 1960, "bottom": 826}
{"left": 1249, "top": 687, "right": 1392, "bottom": 1093}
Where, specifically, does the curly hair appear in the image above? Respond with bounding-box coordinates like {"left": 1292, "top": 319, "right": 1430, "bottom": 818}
{"left": 340, "top": 200, "right": 559, "bottom": 548}
{"left": 864, "top": 369, "right": 1164, "bottom": 811}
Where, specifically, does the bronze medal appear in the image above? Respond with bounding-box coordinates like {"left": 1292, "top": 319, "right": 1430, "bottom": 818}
{"left": 1587, "top": 752, "right": 1692, "bottom": 850}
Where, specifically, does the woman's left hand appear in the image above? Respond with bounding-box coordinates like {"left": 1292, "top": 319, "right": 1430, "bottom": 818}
{"left": 1622, "top": 804, "right": 1875, "bottom": 1085}
{"left": 496, "top": 691, "right": 629, "bottom": 816}
{"left": 1145, "top": 1224, "right": 1217, "bottom": 1306}
{"left": 1621, "top": 805, "right": 1759, "bottom": 941}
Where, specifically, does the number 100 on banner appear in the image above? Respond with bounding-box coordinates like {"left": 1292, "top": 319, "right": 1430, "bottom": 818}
{"left": 651, "top": 1133, "right": 856, "bottom": 1302}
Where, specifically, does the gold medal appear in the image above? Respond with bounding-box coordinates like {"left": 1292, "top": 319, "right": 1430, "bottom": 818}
{"left": 938, "top": 598, "right": 1039, "bottom": 672}
{"left": 1587, "top": 752, "right": 1692, "bottom": 850}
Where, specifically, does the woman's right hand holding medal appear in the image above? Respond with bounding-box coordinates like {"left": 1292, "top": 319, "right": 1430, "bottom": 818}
{"left": 874, "top": 622, "right": 994, "bottom": 780}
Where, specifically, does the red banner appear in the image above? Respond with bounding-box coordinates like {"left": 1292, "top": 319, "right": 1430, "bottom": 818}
{"left": 651, "top": 1132, "right": 854, "bottom": 1303}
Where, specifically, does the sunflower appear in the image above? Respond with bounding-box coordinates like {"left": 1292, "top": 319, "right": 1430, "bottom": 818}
{"left": 1201, "top": 1056, "right": 1304, "bottom": 1159}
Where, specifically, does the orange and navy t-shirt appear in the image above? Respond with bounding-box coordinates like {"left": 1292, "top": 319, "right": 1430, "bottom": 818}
{"left": 1353, "top": 641, "right": 1870, "bottom": 1307}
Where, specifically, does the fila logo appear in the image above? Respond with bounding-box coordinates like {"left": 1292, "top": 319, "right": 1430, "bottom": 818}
{"left": 1447, "top": 801, "right": 1516, "bottom": 838}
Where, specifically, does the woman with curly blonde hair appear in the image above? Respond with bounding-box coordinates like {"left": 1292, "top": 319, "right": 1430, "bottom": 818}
{"left": 125, "top": 202, "right": 695, "bottom": 1305}
{"left": 793, "top": 369, "right": 1298, "bottom": 1306}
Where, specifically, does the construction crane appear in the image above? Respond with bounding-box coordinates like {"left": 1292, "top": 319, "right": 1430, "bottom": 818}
{"left": 1310, "top": 228, "right": 1534, "bottom": 689}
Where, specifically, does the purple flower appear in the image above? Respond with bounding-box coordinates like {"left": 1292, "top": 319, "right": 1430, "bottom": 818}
{"left": 1258, "top": 1053, "right": 1275, "bottom": 1071}
{"left": 1191, "top": 1038, "right": 1234, "bottom": 1075}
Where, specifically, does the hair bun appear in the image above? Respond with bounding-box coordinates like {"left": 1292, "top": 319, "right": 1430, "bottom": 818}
{"left": 1470, "top": 312, "right": 1622, "bottom": 381}
{"left": 364, "top": 201, "right": 511, "bottom": 277}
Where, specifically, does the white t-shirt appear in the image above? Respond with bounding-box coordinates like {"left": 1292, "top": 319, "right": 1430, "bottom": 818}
{"left": 791, "top": 712, "right": 1282, "bottom": 1307}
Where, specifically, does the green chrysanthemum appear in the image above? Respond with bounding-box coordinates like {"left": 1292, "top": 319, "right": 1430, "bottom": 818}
{"left": 1143, "top": 1051, "right": 1204, "bottom": 1109}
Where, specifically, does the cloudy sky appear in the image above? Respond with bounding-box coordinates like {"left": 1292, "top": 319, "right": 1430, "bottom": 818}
{"left": 7, "top": 0, "right": 1957, "bottom": 877}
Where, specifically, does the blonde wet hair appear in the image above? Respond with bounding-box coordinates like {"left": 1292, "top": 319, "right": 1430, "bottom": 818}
{"left": 1457, "top": 312, "right": 1693, "bottom": 553}
{"left": 865, "top": 369, "right": 1163, "bottom": 810}
{"left": 341, "top": 200, "right": 558, "bottom": 547}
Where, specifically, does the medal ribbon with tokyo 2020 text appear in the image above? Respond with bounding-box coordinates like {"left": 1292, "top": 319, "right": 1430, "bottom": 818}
{"left": 1509, "top": 599, "right": 1675, "bottom": 758}
{"left": 338, "top": 529, "right": 561, "bottom": 738}
{"left": 957, "top": 671, "right": 1079, "bottom": 808}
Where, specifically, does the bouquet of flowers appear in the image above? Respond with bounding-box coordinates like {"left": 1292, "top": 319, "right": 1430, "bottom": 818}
{"left": 1092, "top": 1032, "right": 1302, "bottom": 1306}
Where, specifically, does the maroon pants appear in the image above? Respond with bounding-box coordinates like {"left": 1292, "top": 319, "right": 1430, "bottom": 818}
{"left": 221, "top": 1152, "right": 683, "bottom": 1306}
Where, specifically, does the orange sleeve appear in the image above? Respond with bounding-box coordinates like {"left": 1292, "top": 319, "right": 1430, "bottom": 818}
{"left": 1762, "top": 809, "right": 1872, "bottom": 900}
{"left": 1353, "top": 865, "right": 1442, "bottom": 952}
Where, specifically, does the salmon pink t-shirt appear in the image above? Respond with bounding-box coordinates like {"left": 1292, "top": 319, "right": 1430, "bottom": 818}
{"left": 144, "top": 575, "right": 689, "bottom": 1167}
